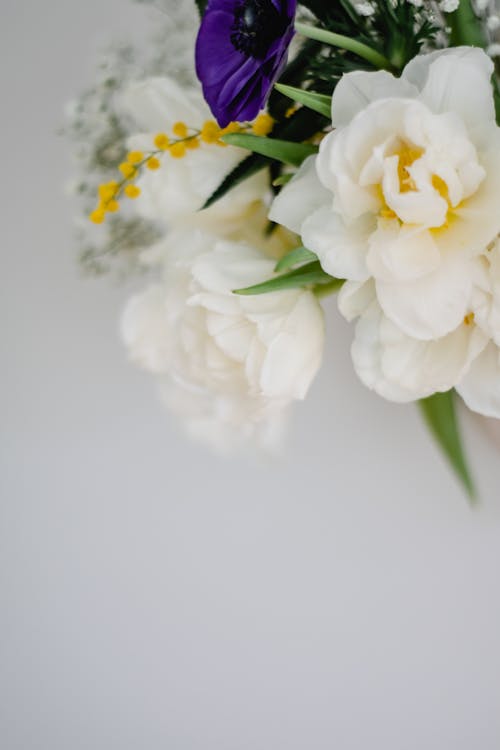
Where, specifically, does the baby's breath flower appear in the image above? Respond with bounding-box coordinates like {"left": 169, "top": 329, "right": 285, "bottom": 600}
{"left": 438, "top": 0, "right": 459, "bottom": 11}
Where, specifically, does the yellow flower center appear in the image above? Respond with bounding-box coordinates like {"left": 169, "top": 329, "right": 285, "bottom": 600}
{"left": 396, "top": 145, "right": 423, "bottom": 193}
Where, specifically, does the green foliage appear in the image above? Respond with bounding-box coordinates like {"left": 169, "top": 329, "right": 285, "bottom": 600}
{"left": 275, "top": 246, "right": 318, "bottom": 272}
{"left": 202, "top": 107, "right": 326, "bottom": 210}
{"left": 234, "top": 261, "right": 340, "bottom": 295}
{"left": 274, "top": 83, "right": 332, "bottom": 118}
{"left": 300, "top": 0, "right": 441, "bottom": 91}
{"left": 221, "top": 133, "right": 318, "bottom": 166}
{"left": 418, "top": 390, "right": 476, "bottom": 502}
{"left": 202, "top": 153, "right": 269, "bottom": 210}
{"left": 194, "top": 0, "right": 207, "bottom": 16}
{"left": 295, "top": 22, "right": 391, "bottom": 69}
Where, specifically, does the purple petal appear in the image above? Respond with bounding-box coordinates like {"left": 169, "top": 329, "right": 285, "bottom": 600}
{"left": 195, "top": 0, "right": 296, "bottom": 125}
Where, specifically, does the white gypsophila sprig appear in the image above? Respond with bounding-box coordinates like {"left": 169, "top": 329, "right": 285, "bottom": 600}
{"left": 65, "top": 0, "right": 199, "bottom": 276}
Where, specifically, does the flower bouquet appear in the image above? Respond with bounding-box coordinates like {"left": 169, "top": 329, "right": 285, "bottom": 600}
{"left": 67, "top": 0, "right": 500, "bottom": 499}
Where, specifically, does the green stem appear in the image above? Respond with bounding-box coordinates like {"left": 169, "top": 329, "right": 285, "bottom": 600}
{"left": 294, "top": 22, "right": 391, "bottom": 70}
{"left": 446, "top": 0, "right": 486, "bottom": 48}
{"left": 314, "top": 278, "right": 344, "bottom": 298}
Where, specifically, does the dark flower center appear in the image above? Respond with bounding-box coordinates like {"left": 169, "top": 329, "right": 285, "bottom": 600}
{"left": 230, "top": 0, "right": 288, "bottom": 59}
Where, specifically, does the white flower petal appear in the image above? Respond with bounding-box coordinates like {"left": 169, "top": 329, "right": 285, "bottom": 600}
{"left": 331, "top": 70, "right": 418, "bottom": 128}
{"left": 118, "top": 77, "right": 208, "bottom": 132}
{"left": 351, "top": 302, "right": 487, "bottom": 402}
{"left": 376, "top": 257, "right": 473, "bottom": 340}
{"left": 260, "top": 292, "right": 325, "bottom": 400}
{"left": 268, "top": 156, "right": 331, "bottom": 234}
{"left": 302, "top": 207, "right": 373, "bottom": 281}
{"left": 121, "top": 285, "right": 172, "bottom": 374}
{"left": 457, "top": 341, "right": 500, "bottom": 418}
{"left": 366, "top": 221, "right": 440, "bottom": 282}
{"left": 337, "top": 279, "right": 375, "bottom": 322}
{"left": 404, "top": 47, "right": 495, "bottom": 130}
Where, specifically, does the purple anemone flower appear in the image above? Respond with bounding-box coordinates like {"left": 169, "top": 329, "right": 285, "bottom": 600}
{"left": 195, "top": 0, "right": 297, "bottom": 127}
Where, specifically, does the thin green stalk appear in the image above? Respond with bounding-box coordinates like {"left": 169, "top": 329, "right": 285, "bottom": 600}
{"left": 294, "top": 22, "right": 391, "bottom": 70}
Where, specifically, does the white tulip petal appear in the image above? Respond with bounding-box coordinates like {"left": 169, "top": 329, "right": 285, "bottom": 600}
{"left": 118, "top": 77, "right": 208, "bottom": 132}
{"left": 376, "top": 257, "right": 473, "bottom": 340}
{"left": 331, "top": 70, "right": 418, "bottom": 128}
{"left": 337, "top": 280, "right": 375, "bottom": 321}
{"left": 302, "top": 207, "right": 373, "bottom": 281}
{"left": 367, "top": 221, "right": 440, "bottom": 282}
{"left": 268, "top": 156, "right": 331, "bottom": 234}
{"left": 457, "top": 341, "right": 500, "bottom": 418}
{"left": 120, "top": 285, "right": 172, "bottom": 374}
{"left": 351, "top": 302, "right": 488, "bottom": 402}
{"left": 409, "top": 48, "right": 495, "bottom": 130}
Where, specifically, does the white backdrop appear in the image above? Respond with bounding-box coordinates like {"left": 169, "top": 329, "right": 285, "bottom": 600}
{"left": 2, "top": 2, "right": 500, "bottom": 748}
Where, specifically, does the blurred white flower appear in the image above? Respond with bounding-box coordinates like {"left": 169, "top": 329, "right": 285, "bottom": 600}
{"left": 118, "top": 77, "right": 270, "bottom": 234}
{"left": 121, "top": 232, "right": 325, "bottom": 451}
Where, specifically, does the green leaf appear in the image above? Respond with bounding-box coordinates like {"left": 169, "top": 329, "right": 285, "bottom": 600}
{"left": 194, "top": 0, "right": 208, "bottom": 17}
{"left": 202, "top": 153, "right": 268, "bottom": 210}
{"left": 203, "top": 108, "right": 325, "bottom": 210}
{"left": 274, "top": 246, "right": 318, "bottom": 272}
{"left": 294, "top": 22, "right": 391, "bottom": 70}
{"left": 274, "top": 84, "right": 332, "bottom": 119}
{"left": 418, "top": 390, "right": 476, "bottom": 502}
{"left": 221, "top": 133, "right": 318, "bottom": 166}
{"left": 234, "top": 261, "right": 339, "bottom": 295}
{"left": 272, "top": 174, "right": 293, "bottom": 187}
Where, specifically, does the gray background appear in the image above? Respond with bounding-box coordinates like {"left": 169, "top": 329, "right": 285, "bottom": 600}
{"left": 2, "top": 1, "right": 500, "bottom": 747}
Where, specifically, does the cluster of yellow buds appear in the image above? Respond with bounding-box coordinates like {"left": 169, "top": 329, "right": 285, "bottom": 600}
{"left": 89, "top": 114, "right": 275, "bottom": 224}
{"left": 251, "top": 112, "right": 274, "bottom": 136}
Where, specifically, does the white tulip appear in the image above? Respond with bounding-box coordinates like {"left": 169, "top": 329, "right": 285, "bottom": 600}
{"left": 272, "top": 48, "right": 500, "bottom": 339}
{"left": 270, "top": 47, "right": 500, "bottom": 408}
{"left": 121, "top": 232, "right": 325, "bottom": 451}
